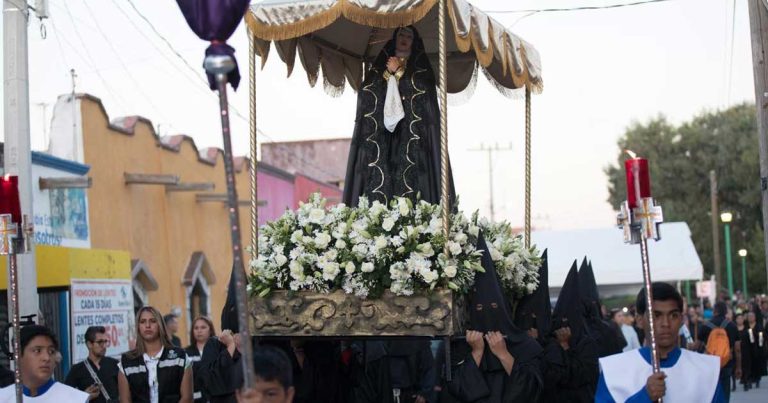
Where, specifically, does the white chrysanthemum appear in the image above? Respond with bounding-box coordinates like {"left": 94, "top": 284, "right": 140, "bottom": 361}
{"left": 322, "top": 262, "right": 340, "bottom": 281}
{"left": 289, "top": 261, "right": 304, "bottom": 281}
{"left": 361, "top": 262, "right": 375, "bottom": 273}
{"left": 335, "top": 239, "right": 347, "bottom": 249}
{"left": 454, "top": 233, "right": 468, "bottom": 245}
{"left": 289, "top": 246, "right": 304, "bottom": 260}
{"left": 323, "top": 249, "right": 338, "bottom": 262}
{"left": 352, "top": 243, "right": 368, "bottom": 258}
{"left": 390, "top": 236, "right": 404, "bottom": 247}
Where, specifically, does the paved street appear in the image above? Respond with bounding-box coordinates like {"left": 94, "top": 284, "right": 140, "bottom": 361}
{"left": 731, "top": 383, "right": 768, "bottom": 403}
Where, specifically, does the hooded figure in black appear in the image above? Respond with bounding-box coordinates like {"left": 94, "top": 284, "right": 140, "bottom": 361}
{"left": 543, "top": 261, "right": 599, "bottom": 403}
{"left": 578, "top": 258, "right": 626, "bottom": 357}
{"left": 342, "top": 25, "right": 455, "bottom": 207}
{"left": 353, "top": 339, "right": 436, "bottom": 403}
{"left": 440, "top": 233, "right": 543, "bottom": 402}
{"left": 197, "top": 265, "right": 244, "bottom": 403}
{"left": 513, "top": 249, "right": 551, "bottom": 345}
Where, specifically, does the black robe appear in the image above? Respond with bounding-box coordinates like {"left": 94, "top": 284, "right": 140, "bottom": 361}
{"left": 540, "top": 336, "right": 599, "bottom": 403}
{"left": 342, "top": 27, "right": 454, "bottom": 207}
{"left": 439, "top": 339, "right": 542, "bottom": 403}
{"left": 354, "top": 340, "right": 436, "bottom": 403}
{"left": 743, "top": 323, "right": 767, "bottom": 383}
{"left": 198, "top": 337, "right": 241, "bottom": 403}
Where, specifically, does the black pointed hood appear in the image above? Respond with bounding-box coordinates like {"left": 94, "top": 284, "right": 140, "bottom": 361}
{"left": 578, "top": 257, "right": 601, "bottom": 319}
{"left": 514, "top": 249, "right": 551, "bottom": 341}
{"left": 467, "top": 232, "right": 541, "bottom": 364}
{"left": 221, "top": 263, "right": 240, "bottom": 333}
{"left": 552, "top": 261, "right": 585, "bottom": 342}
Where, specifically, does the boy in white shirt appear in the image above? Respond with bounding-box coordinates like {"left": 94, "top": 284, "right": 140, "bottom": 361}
{"left": 0, "top": 325, "right": 88, "bottom": 402}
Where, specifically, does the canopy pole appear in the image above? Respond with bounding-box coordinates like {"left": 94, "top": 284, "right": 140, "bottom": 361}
{"left": 439, "top": 0, "right": 450, "bottom": 250}
{"left": 524, "top": 87, "right": 531, "bottom": 248}
{"left": 249, "top": 30, "right": 258, "bottom": 255}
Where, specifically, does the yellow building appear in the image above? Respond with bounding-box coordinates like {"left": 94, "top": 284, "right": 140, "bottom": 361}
{"left": 48, "top": 93, "right": 256, "bottom": 345}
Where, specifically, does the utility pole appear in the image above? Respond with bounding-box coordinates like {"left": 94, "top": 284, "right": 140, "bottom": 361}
{"left": 4, "top": 0, "right": 40, "bottom": 320}
{"left": 748, "top": 0, "right": 768, "bottom": 293}
{"left": 469, "top": 143, "right": 512, "bottom": 222}
{"left": 710, "top": 170, "right": 723, "bottom": 291}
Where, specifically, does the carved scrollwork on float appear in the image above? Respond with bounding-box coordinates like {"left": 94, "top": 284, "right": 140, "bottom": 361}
{"left": 250, "top": 289, "right": 464, "bottom": 337}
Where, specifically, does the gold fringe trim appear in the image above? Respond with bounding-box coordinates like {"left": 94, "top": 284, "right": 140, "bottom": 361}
{"left": 245, "top": 2, "right": 344, "bottom": 42}
{"left": 245, "top": 0, "right": 438, "bottom": 42}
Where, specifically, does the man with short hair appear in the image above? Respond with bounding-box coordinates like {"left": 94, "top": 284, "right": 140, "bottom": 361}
{"left": 0, "top": 325, "right": 89, "bottom": 401}
{"left": 65, "top": 326, "right": 119, "bottom": 402}
{"left": 698, "top": 301, "right": 742, "bottom": 402}
{"left": 596, "top": 283, "right": 725, "bottom": 402}
{"left": 236, "top": 346, "right": 295, "bottom": 403}
{"left": 164, "top": 314, "right": 182, "bottom": 347}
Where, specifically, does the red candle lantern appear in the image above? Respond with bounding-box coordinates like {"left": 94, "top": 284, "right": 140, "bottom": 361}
{"left": 624, "top": 151, "right": 651, "bottom": 209}
{"left": 0, "top": 175, "right": 22, "bottom": 224}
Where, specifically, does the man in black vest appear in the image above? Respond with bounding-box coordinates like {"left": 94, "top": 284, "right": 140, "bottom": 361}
{"left": 65, "top": 326, "right": 119, "bottom": 402}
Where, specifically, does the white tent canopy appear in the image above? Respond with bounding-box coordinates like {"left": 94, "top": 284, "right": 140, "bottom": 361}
{"left": 532, "top": 222, "right": 704, "bottom": 298}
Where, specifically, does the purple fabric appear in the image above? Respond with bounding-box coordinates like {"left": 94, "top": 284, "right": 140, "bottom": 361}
{"left": 176, "top": 0, "right": 250, "bottom": 90}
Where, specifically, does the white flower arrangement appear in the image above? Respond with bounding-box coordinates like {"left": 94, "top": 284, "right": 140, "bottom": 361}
{"left": 249, "top": 194, "right": 541, "bottom": 300}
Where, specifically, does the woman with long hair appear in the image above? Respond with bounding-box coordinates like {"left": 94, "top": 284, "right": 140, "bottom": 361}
{"left": 118, "top": 306, "right": 193, "bottom": 402}
{"left": 186, "top": 316, "right": 216, "bottom": 402}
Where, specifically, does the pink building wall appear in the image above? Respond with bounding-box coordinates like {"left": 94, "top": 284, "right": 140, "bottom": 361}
{"left": 257, "top": 164, "right": 295, "bottom": 227}
{"left": 294, "top": 174, "right": 342, "bottom": 207}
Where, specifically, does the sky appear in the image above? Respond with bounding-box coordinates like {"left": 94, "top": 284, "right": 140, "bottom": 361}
{"left": 0, "top": 0, "right": 757, "bottom": 231}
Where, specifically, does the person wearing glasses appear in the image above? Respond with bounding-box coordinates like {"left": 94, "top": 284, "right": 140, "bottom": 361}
{"left": 0, "top": 325, "right": 89, "bottom": 401}
{"left": 65, "top": 326, "right": 119, "bottom": 402}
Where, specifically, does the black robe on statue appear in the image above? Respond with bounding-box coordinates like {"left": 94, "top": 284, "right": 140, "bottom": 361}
{"left": 342, "top": 26, "right": 454, "bottom": 207}
{"left": 354, "top": 340, "right": 436, "bottom": 403}
{"left": 440, "top": 234, "right": 543, "bottom": 403}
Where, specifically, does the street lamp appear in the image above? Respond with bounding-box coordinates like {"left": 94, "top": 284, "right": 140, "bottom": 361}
{"left": 738, "top": 249, "right": 748, "bottom": 300}
{"left": 721, "top": 212, "right": 734, "bottom": 299}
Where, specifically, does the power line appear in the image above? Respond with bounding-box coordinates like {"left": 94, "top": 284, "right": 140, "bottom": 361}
{"left": 47, "top": 16, "right": 70, "bottom": 68}
{"left": 486, "top": 0, "right": 674, "bottom": 14}
{"left": 60, "top": 1, "right": 130, "bottom": 113}
{"left": 80, "top": 0, "right": 170, "bottom": 123}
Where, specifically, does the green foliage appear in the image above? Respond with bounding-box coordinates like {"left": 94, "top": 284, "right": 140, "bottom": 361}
{"left": 605, "top": 104, "right": 767, "bottom": 295}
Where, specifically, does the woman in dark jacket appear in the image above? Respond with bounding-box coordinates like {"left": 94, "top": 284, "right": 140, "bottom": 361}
{"left": 185, "top": 316, "right": 216, "bottom": 402}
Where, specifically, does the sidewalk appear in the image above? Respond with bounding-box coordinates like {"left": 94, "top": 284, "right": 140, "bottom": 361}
{"left": 731, "top": 383, "right": 768, "bottom": 403}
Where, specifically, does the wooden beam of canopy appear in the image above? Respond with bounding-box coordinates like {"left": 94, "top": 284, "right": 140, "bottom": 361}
{"left": 196, "top": 193, "right": 267, "bottom": 206}
{"left": 38, "top": 177, "right": 92, "bottom": 190}
{"left": 124, "top": 173, "right": 180, "bottom": 185}
{"left": 165, "top": 182, "right": 216, "bottom": 192}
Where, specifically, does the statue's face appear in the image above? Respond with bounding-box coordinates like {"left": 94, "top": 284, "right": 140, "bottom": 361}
{"left": 395, "top": 28, "right": 414, "bottom": 54}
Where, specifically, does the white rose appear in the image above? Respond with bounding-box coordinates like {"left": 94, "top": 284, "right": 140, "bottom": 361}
{"left": 314, "top": 232, "right": 332, "bottom": 249}
{"left": 454, "top": 233, "right": 468, "bottom": 245}
{"left": 488, "top": 246, "right": 502, "bottom": 261}
{"left": 468, "top": 225, "right": 479, "bottom": 237}
{"left": 353, "top": 243, "right": 368, "bottom": 258}
{"left": 375, "top": 236, "right": 388, "bottom": 250}
{"left": 335, "top": 239, "right": 347, "bottom": 249}
{"left": 382, "top": 217, "right": 396, "bottom": 232}
{"left": 309, "top": 208, "right": 326, "bottom": 224}
{"left": 361, "top": 262, "right": 375, "bottom": 273}
{"left": 444, "top": 265, "right": 458, "bottom": 278}
{"left": 289, "top": 261, "right": 304, "bottom": 280}
{"left": 274, "top": 254, "right": 288, "bottom": 267}
{"left": 322, "top": 262, "right": 340, "bottom": 281}
{"left": 345, "top": 262, "right": 356, "bottom": 274}
{"left": 418, "top": 242, "right": 435, "bottom": 257}
{"left": 447, "top": 241, "right": 462, "bottom": 256}
{"left": 422, "top": 270, "right": 438, "bottom": 283}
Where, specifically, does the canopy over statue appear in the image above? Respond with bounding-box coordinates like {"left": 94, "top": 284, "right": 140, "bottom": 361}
{"left": 244, "top": 0, "right": 543, "bottom": 96}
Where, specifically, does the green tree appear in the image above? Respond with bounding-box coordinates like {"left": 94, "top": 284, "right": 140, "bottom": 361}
{"left": 605, "top": 104, "right": 767, "bottom": 296}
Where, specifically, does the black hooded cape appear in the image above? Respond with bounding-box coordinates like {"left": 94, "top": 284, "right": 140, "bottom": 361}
{"left": 342, "top": 26, "right": 455, "bottom": 207}
{"left": 578, "top": 259, "right": 626, "bottom": 357}
{"left": 353, "top": 340, "right": 436, "bottom": 403}
{"left": 440, "top": 233, "right": 543, "bottom": 403}
{"left": 513, "top": 249, "right": 551, "bottom": 344}
{"left": 542, "top": 261, "right": 599, "bottom": 403}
